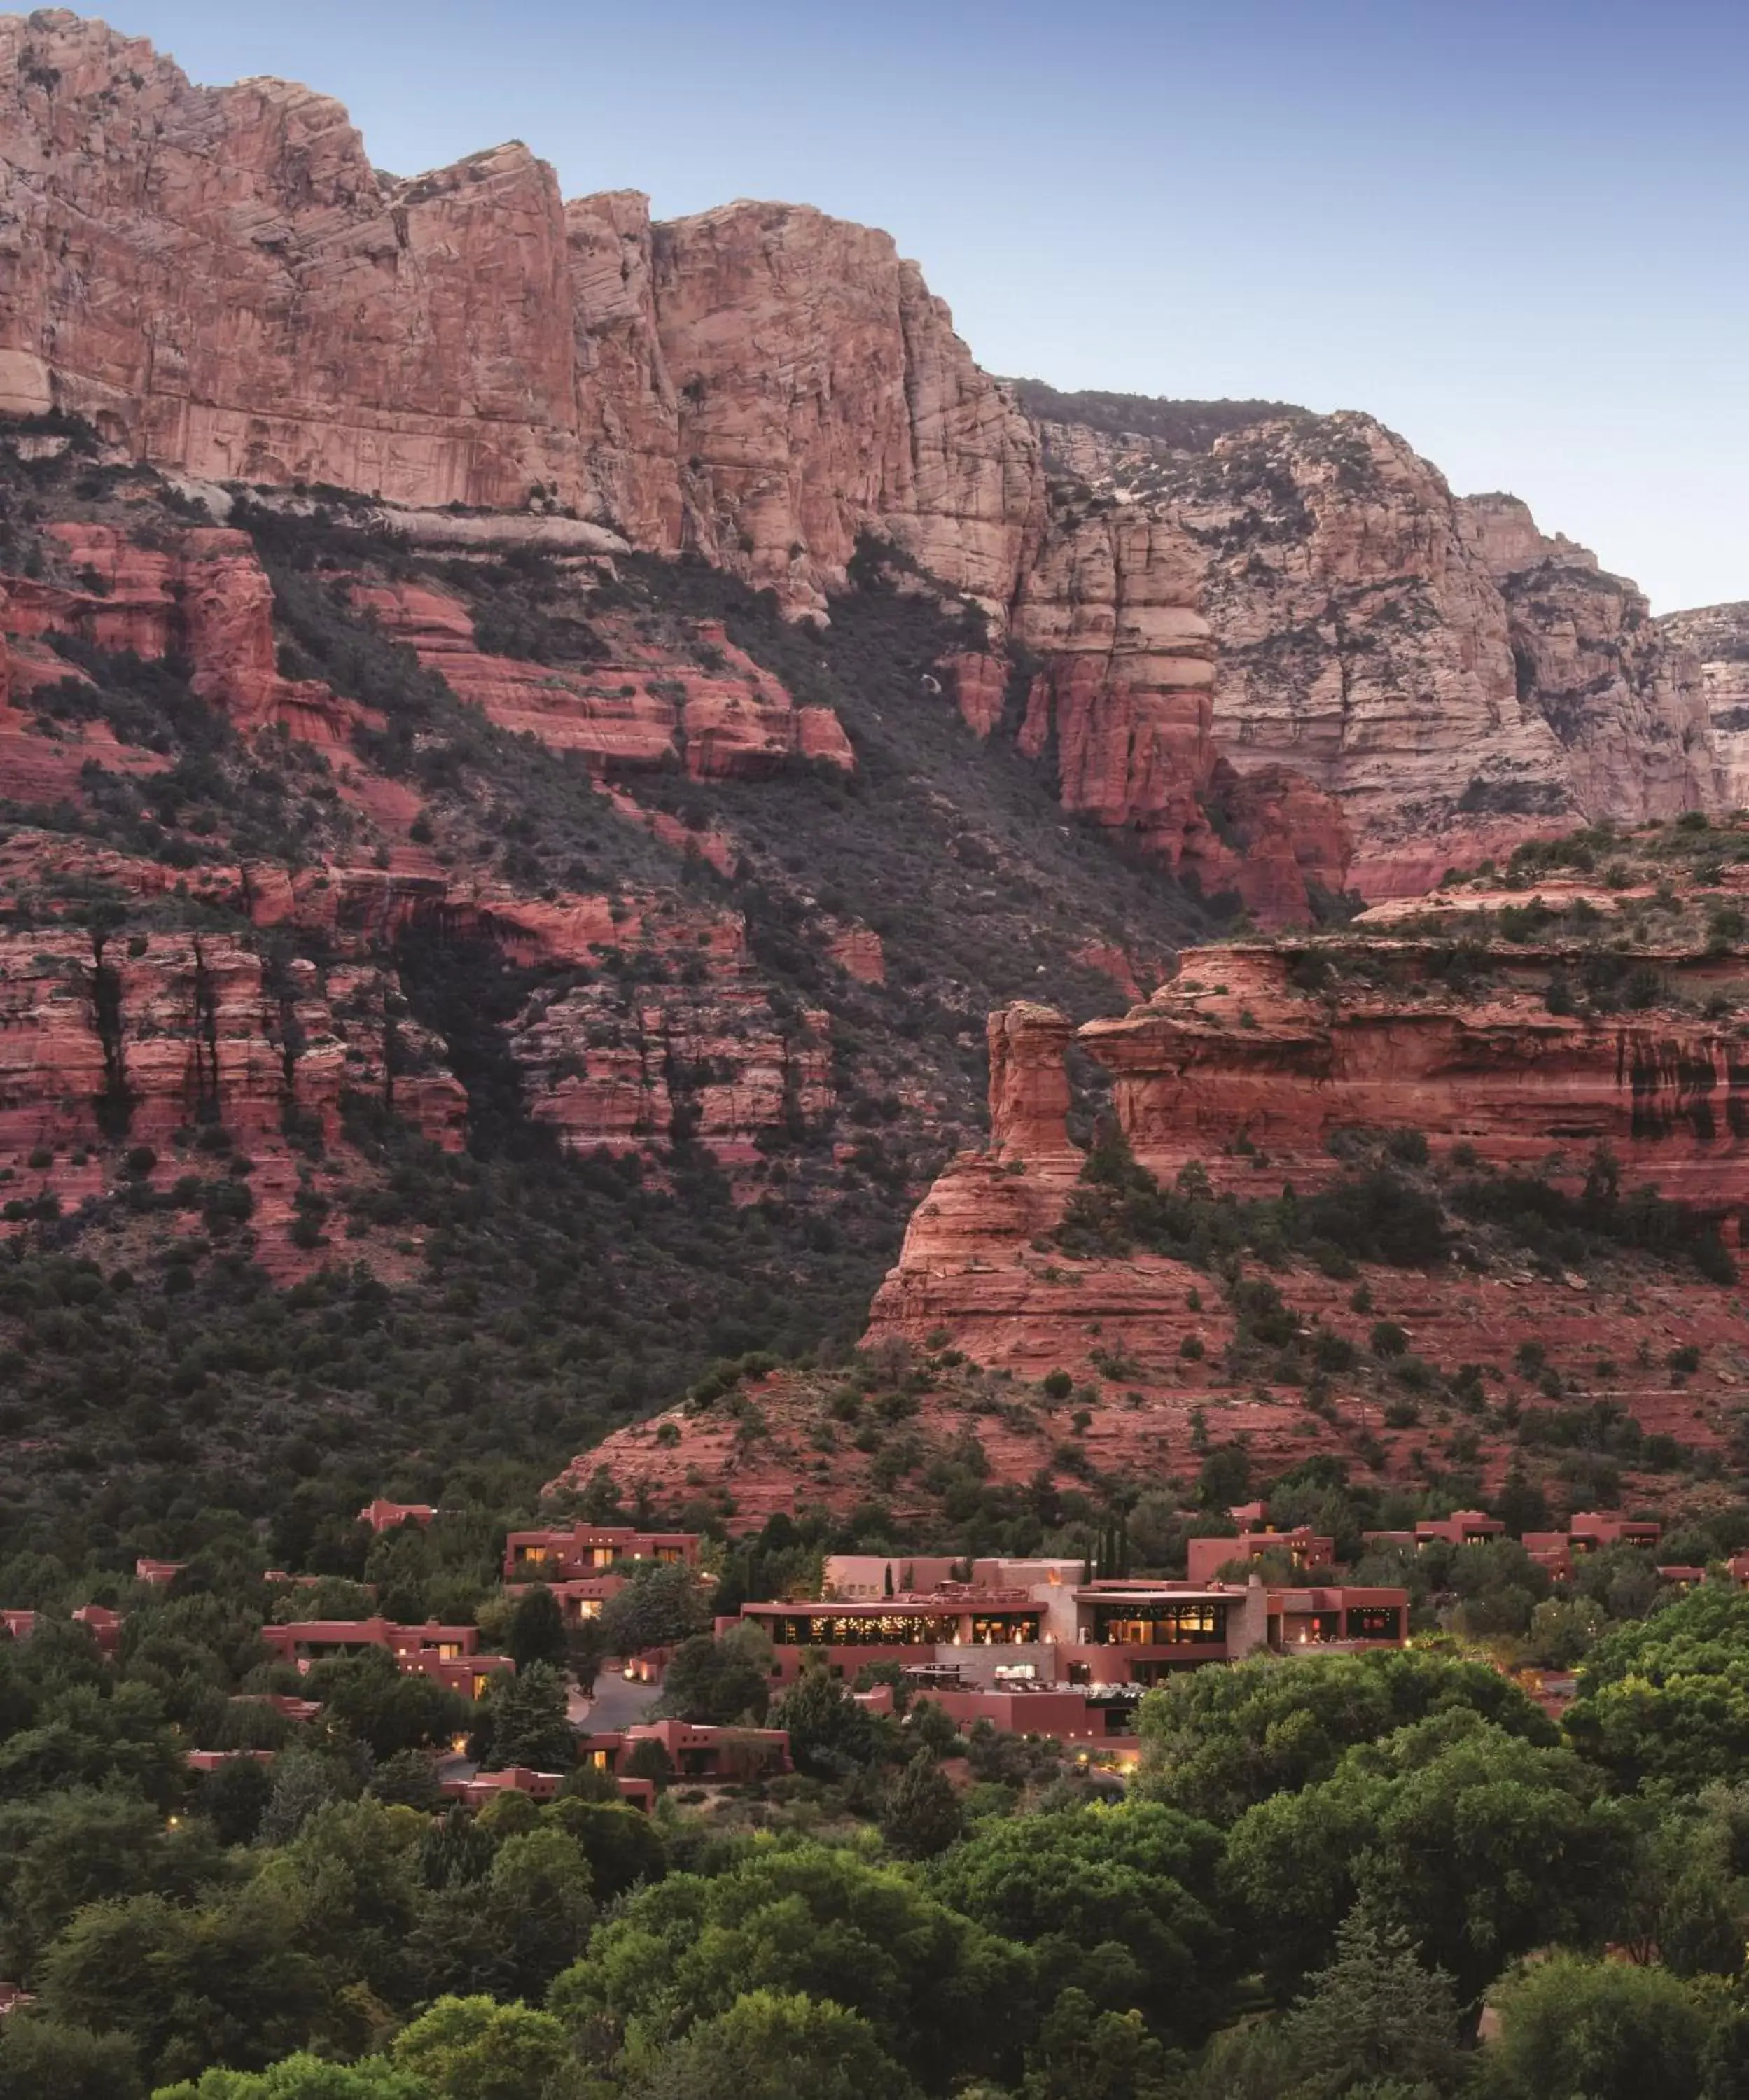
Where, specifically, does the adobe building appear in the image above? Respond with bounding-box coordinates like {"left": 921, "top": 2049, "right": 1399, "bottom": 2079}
{"left": 1185, "top": 1526, "right": 1335, "bottom": 1584}
{"left": 260, "top": 1616, "right": 515, "bottom": 1699}
{"left": 1362, "top": 1511, "right": 1505, "bottom": 1552}
{"left": 1523, "top": 1514, "right": 1661, "bottom": 1580}
{"left": 502, "top": 1525, "right": 699, "bottom": 1581}
{"left": 358, "top": 1499, "right": 438, "bottom": 1533}
{"left": 574, "top": 1718, "right": 791, "bottom": 1783}
{"left": 730, "top": 1560, "right": 1407, "bottom": 1688}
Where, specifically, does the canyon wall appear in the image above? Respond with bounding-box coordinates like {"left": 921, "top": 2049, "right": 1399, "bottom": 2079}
{"left": 0, "top": 12, "right": 1039, "bottom": 615}
{"left": 1034, "top": 417, "right": 1719, "bottom": 892}
{"left": 866, "top": 961, "right": 1749, "bottom": 1471}
{"left": 0, "top": 11, "right": 1726, "bottom": 914}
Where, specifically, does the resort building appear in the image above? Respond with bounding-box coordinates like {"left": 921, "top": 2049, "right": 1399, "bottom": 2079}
{"left": 259, "top": 1616, "right": 515, "bottom": 1698}
{"left": 505, "top": 1572, "right": 629, "bottom": 1627}
{"left": 576, "top": 1718, "right": 791, "bottom": 1782}
{"left": 727, "top": 1560, "right": 1407, "bottom": 1688}
{"left": 357, "top": 1499, "right": 438, "bottom": 1533}
{"left": 822, "top": 1555, "right": 963, "bottom": 1598}
{"left": 501, "top": 1525, "right": 699, "bottom": 1581}
{"left": 1523, "top": 1514, "right": 1661, "bottom": 1579}
{"left": 1185, "top": 1527, "right": 1335, "bottom": 1583}
{"left": 1362, "top": 1511, "right": 1505, "bottom": 1552}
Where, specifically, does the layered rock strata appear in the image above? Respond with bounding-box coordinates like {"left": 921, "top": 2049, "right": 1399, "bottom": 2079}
{"left": 0, "top": 14, "right": 1039, "bottom": 613}
{"left": 1035, "top": 419, "right": 1717, "bottom": 892}
{"left": 865, "top": 968, "right": 1749, "bottom": 1478}
{"left": 0, "top": 12, "right": 1724, "bottom": 912}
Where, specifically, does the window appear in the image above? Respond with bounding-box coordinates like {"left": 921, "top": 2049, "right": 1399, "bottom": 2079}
{"left": 1346, "top": 1606, "right": 1400, "bottom": 1639}
{"left": 970, "top": 1614, "right": 1041, "bottom": 1645}
{"left": 769, "top": 1612, "right": 955, "bottom": 1646}
{"left": 1094, "top": 1603, "right": 1225, "bottom": 1646}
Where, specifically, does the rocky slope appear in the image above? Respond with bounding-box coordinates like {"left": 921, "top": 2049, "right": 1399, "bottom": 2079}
{"left": 0, "top": 419, "right": 1257, "bottom": 1536}
{"left": 3, "top": 15, "right": 1745, "bottom": 1552}
{"left": 0, "top": 11, "right": 1731, "bottom": 918}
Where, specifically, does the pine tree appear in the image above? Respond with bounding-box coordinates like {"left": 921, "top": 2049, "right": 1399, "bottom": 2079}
{"left": 1280, "top": 1902, "right": 1465, "bottom": 2099}
{"left": 879, "top": 1749, "right": 963, "bottom": 1861}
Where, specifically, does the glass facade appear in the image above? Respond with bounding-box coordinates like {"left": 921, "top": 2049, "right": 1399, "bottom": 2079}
{"left": 1092, "top": 1602, "right": 1227, "bottom": 1646}
{"left": 1281, "top": 1612, "right": 1341, "bottom": 1644}
{"left": 970, "top": 1614, "right": 1041, "bottom": 1645}
{"left": 763, "top": 1609, "right": 1042, "bottom": 1647}
{"left": 767, "top": 1612, "right": 959, "bottom": 1646}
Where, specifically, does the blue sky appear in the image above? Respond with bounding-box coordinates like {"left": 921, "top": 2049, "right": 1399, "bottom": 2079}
{"left": 95, "top": 0, "right": 1749, "bottom": 612}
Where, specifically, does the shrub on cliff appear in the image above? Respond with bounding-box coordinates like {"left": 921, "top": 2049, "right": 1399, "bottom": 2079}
{"left": 1056, "top": 1131, "right": 1444, "bottom": 1273}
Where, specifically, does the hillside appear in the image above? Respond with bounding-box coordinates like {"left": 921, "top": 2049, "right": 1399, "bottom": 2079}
{"left": 585, "top": 816, "right": 1749, "bottom": 1544}
{"left": 0, "top": 422, "right": 1239, "bottom": 1560}
{"left": 0, "top": 13, "right": 1744, "bottom": 1572}
{"left": 1003, "top": 378, "right": 1311, "bottom": 454}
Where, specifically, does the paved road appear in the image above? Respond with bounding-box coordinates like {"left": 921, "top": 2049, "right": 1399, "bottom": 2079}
{"left": 571, "top": 1672, "right": 661, "bottom": 1731}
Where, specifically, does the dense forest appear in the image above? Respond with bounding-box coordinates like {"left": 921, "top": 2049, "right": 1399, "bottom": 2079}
{"left": 4, "top": 1504, "right": 1749, "bottom": 2097}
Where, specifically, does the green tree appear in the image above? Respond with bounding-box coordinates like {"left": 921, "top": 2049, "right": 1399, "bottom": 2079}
{"left": 305, "top": 1652, "right": 472, "bottom": 1762}
{"left": 0, "top": 1789, "right": 219, "bottom": 1970}
{"left": 505, "top": 1586, "right": 569, "bottom": 1674}
{"left": 1481, "top": 1954, "right": 1710, "bottom": 2100}
{"left": 597, "top": 1565, "right": 710, "bottom": 1658}
{"left": 771, "top": 1665, "right": 879, "bottom": 1779}
{"left": 879, "top": 1751, "right": 963, "bottom": 1861}
{"left": 620, "top": 1738, "right": 676, "bottom": 1791}
{"left": 1566, "top": 1586, "right": 1749, "bottom": 1791}
{"left": 153, "top": 2054, "right": 426, "bottom": 2098}
{"left": 928, "top": 1800, "right": 1231, "bottom": 2043}
{"left": 1020, "top": 1987, "right": 1174, "bottom": 2100}
{"left": 1227, "top": 1712, "right": 1633, "bottom": 2003}
{"left": 1278, "top": 1903, "right": 1465, "bottom": 2098}
{"left": 628, "top": 1989, "right": 915, "bottom": 2100}
{"left": 391, "top": 1994, "right": 569, "bottom": 2100}
{"left": 411, "top": 1828, "right": 592, "bottom": 2005}
{"left": 653, "top": 1633, "right": 770, "bottom": 1726}
{"left": 34, "top": 1883, "right": 332, "bottom": 2084}
{"left": 274, "top": 1798, "right": 423, "bottom": 2008}
{"left": 0, "top": 2017, "right": 144, "bottom": 2100}
{"left": 548, "top": 1841, "right": 1029, "bottom": 2092}
{"left": 545, "top": 1798, "right": 666, "bottom": 1900}
{"left": 196, "top": 1757, "right": 275, "bottom": 1846}
{"left": 1137, "top": 1648, "right": 1554, "bottom": 1826}
{"left": 471, "top": 1662, "right": 573, "bottom": 1772}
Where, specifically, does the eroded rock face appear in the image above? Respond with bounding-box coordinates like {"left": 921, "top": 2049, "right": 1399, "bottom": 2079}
{"left": 0, "top": 925, "right": 464, "bottom": 1166}
{"left": 11, "top": 522, "right": 371, "bottom": 743}
{"left": 1461, "top": 494, "right": 1718, "bottom": 827}
{"left": 1034, "top": 418, "right": 1720, "bottom": 891}
{"left": 1084, "top": 944, "right": 1749, "bottom": 1208}
{"left": 0, "top": 15, "right": 1041, "bottom": 618}
{"left": 1660, "top": 602, "right": 1749, "bottom": 808}
{"left": 866, "top": 968, "right": 1749, "bottom": 1464}
{"left": 347, "top": 582, "right": 852, "bottom": 776}
{"left": 648, "top": 202, "right": 1043, "bottom": 612}
{"left": 0, "top": 13, "right": 1722, "bottom": 916}
{"left": 1013, "top": 502, "right": 1354, "bottom": 916}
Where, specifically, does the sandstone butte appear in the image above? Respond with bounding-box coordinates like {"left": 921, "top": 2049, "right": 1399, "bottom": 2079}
{"left": 878, "top": 955, "right": 1749, "bottom": 1465}
{"left": 565, "top": 939, "right": 1749, "bottom": 1524}
{"left": 0, "top": 10, "right": 1736, "bottom": 919}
